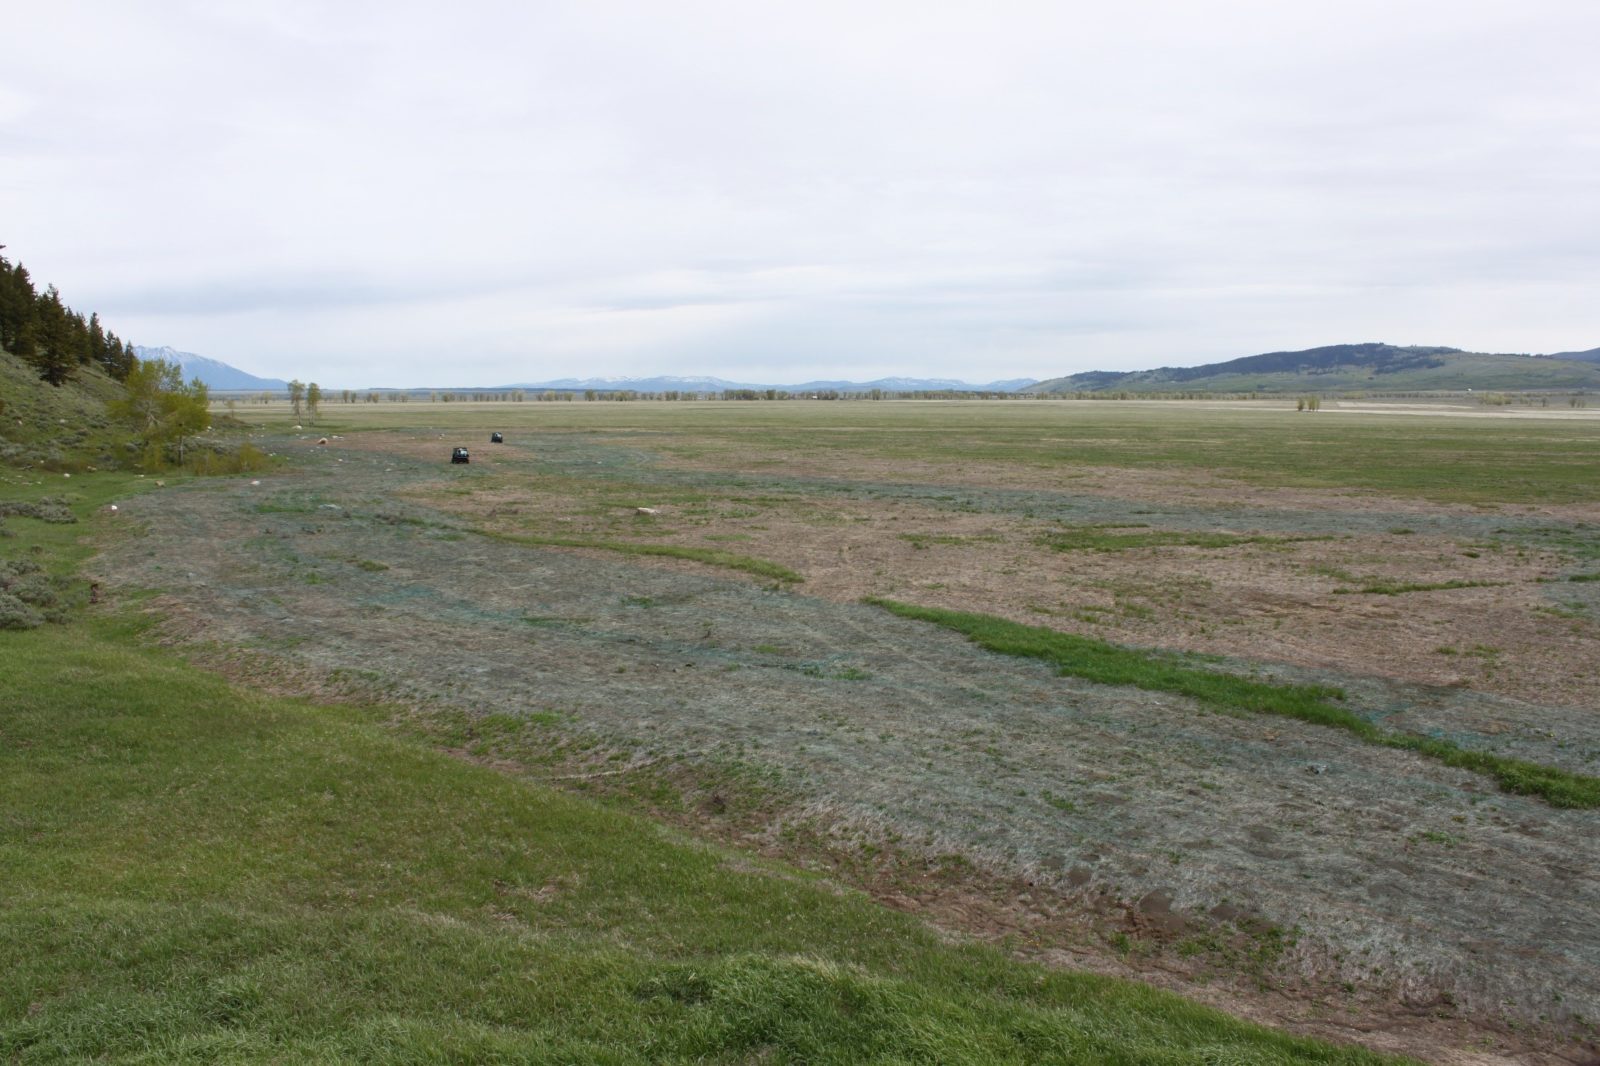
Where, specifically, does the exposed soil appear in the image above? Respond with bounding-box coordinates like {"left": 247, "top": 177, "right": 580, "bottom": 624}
{"left": 97, "top": 430, "right": 1600, "bottom": 1065}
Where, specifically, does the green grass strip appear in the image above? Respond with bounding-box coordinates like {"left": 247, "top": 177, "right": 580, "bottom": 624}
{"left": 484, "top": 529, "right": 803, "bottom": 583}
{"left": 867, "top": 598, "right": 1600, "bottom": 809}
{"left": 1332, "top": 579, "right": 1506, "bottom": 596}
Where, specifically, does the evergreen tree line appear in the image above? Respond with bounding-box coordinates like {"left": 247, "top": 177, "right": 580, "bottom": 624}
{"left": 0, "top": 245, "right": 136, "bottom": 385}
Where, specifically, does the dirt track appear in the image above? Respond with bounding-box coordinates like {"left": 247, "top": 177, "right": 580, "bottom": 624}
{"left": 100, "top": 432, "right": 1600, "bottom": 1062}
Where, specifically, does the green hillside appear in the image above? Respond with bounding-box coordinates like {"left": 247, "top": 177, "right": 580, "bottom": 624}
{"left": 0, "top": 347, "right": 129, "bottom": 470}
{"left": 1029, "top": 342, "right": 1600, "bottom": 395}
{"left": 1548, "top": 346, "right": 1600, "bottom": 363}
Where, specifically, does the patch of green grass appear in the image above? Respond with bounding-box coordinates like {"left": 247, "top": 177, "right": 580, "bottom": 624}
{"left": 867, "top": 598, "right": 1600, "bottom": 810}
{"left": 1567, "top": 572, "right": 1600, "bottom": 583}
{"left": 0, "top": 507, "right": 1402, "bottom": 1064}
{"left": 1041, "top": 790, "right": 1078, "bottom": 813}
{"left": 1332, "top": 579, "right": 1506, "bottom": 596}
{"left": 1040, "top": 527, "right": 1328, "bottom": 552}
{"left": 1411, "top": 830, "right": 1461, "bottom": 848}
{"left": 0, "top": 473, "right": 159, "bottom": 581}
{"left": 253, "top": 500, "right": 316, "bottom": 514}
{"left": 484, "top": 529, "right": 803, "bottom": 583}
{"left": 1498, "top": 524, "right": 1600, "bottom": 560}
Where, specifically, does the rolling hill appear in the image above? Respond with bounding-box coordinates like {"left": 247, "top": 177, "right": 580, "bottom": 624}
{"left": 1547, "top": 346, "right": 1600, "bottom": 364}
{"left": 1027, "top": 342, "right": 1600, "bottom": 394}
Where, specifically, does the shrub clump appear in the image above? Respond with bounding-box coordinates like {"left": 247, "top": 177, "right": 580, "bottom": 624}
{"left": 184, "top": 441, "right": 272, "bottom": 476}
{"left": 0, "top": 496, "right": 78, "bottom": 525}
{"left": 0, "top": 559, "right": 70, "bottom": 629}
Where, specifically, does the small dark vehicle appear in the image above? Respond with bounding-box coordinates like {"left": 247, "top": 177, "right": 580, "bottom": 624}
{"left": 490, "top": 432, "right": 504, "bottom": 443}
{"left": 451, "top": 447, "right": 470, "bottom": 464}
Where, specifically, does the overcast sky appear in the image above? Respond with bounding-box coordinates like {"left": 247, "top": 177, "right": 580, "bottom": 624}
{"left": 4, "top": 1, "right": 1598, "bottom": 387}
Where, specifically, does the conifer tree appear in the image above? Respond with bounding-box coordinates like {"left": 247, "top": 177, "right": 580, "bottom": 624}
{"left": 0, "top": 256, "right": 35, "bottom": 350}
{"left": 30, "top": 286, "right": 78, "bottom": 386}
{"left": 1, "top": 248, "right": 136, "bottom": 384}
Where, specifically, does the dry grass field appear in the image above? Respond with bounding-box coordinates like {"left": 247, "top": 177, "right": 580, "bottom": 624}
{"left": 98, "top": 397, "right": 1600, "bottom": 1061}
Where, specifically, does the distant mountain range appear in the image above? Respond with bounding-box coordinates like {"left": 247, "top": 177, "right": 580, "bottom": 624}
{"left": 131, "top": 341, "right": 1600, "bottom": 397}
{"left": 500, "top": 375, "right": 1039, "bottom": 393}
{"left": 132, "top": 346, "right": 289, "bottom": 391}
{"left": 1026, "top": 342, "right": 1600, "bottom": 394}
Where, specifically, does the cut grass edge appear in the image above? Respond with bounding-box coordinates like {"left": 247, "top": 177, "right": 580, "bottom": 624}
{"left": 865, "top": 598, "right": 1600, "bottom": 810}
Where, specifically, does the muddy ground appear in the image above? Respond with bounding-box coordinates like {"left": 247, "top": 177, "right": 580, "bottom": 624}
{"left": 99, "top": 427, "right": 1600, "bottom": 1063}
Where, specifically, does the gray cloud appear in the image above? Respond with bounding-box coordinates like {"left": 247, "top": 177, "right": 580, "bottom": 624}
{"left": 3, "top": 0, "right": 1597, "bottom": 386}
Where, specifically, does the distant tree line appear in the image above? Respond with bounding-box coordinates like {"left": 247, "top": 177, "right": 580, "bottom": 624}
{"left": 274, "top": 388, "right": 1049, "bottom": 403}
{"left": 0, "top": 245, "right": 136, "bottom": 385}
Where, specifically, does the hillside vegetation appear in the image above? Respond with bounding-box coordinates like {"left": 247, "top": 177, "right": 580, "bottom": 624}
{"left": 1549, "top": 346, "right": 1600, "bottom": 364}
{"left": 0, "top": 347, "right": 129, "bottom": 470}
{"left": 0, "top": 244, "right": 141, "bottom": 469}
{"left": 1029, "top": 342, "right": 1600, "bottom": 394}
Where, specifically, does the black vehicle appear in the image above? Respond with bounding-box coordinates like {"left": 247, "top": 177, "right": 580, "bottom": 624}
{"left": 490, "top": 432, "right": 504, "bottom": 443}
{"left": 451, "top": 447, "right": 470, "bottom": 464}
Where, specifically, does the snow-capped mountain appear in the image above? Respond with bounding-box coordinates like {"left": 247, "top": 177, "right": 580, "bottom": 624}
{"left": 132, "top": 346, "right": 289, "bottom": 391}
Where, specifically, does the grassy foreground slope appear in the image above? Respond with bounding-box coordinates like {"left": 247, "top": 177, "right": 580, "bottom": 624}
{"left": 0, "top": 483, "right": 1398, "bottom": 1063}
